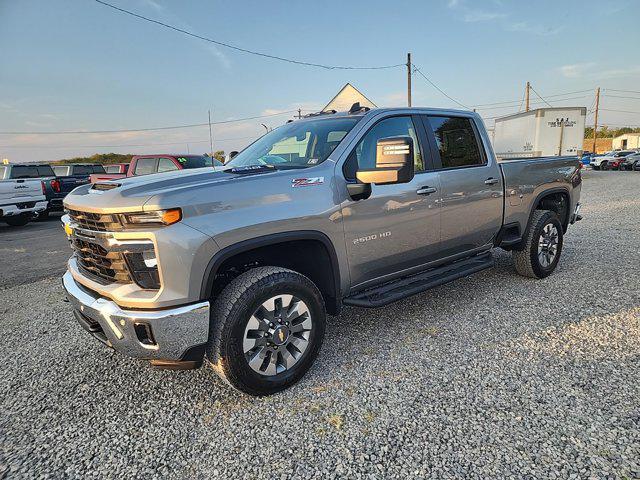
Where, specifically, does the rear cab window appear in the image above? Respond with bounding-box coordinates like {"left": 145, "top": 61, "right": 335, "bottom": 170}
{"left": 53, "top": 166, "right": 70, "bottom": 176}
{"left": 424, "top": 116, "right": 485, "bottom": 169}
{"left": 0, "top": 166, "right": 6, "bottom": 179}
{"left": 134, "top": 158, "right": 158, "bottom": 175}
{"left": 74, "top": 165, "right": 92, "bottom": 175}
{"left": 37, "top": 165, "right": 55, "bottom": 177}
{"left": 9, "top": 166, "right": 39, "bottom": 179}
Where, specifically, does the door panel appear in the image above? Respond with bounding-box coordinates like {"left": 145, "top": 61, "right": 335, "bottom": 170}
{"left": 340, "top": 115, "right": 441, "bottom": 288}
{"left": 437, "top": 166, "right": 502, "bottom": 256}
{"left": 343, "top": 173, "right": 441, "bottom": 287}
{"left": 422, "top": 114, "right": 503, "bottom": 256}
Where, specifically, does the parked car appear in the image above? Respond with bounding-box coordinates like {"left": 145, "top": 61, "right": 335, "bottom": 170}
{"left": 591, "top": 150, "right": 636, "bottom": 170}
{"left": 61, "top": 108, "right": 584, "bottom": 395}
{"left": 580, "top": 152, "right": 592, "bottom": 165}
{"left": 89, "top": 155, "right": 223, "bottom": 183}
{"left": 0, "top": 174, "right": 47, "bottom": 226}
{"left": 634, "top": 158, "right": 640, "bottom": 171}
{"left": 0, "top": 163, "right": 73, "bottom": 218}
{"left": 619, "top": 152, "right": 640, "bottom": 171}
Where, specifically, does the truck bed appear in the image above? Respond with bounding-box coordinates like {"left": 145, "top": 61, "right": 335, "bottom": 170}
{"left": 499, "top": 155, "right": 582, "bottom": 232}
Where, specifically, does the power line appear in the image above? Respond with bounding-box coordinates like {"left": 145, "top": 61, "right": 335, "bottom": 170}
{"left": 605, "top": 88, "right": 640, "bottom": 95}
{"left": 600, "top": 108, "right": 640, "bottom": 115}
{"left": 0, "top": 135, "right": 260, "bottom": 149}
{"left": 603, "top": 94, "right": 640, "bottom": 100}
{"left": 0, "top": 110, "right": 299, "bottom": 135}
{"left": 411, "top": 64, "right": 469, "bottom": 109}
{"left": 94, "top": 0, "right": 404, "bottom": 71}
{"left": 529, "top": 85, "right": 553, "bottom": 107}
{"left": 477, "top": 95, "right": 590, "bottom": 111}
{"left": 472, "top": 89, "right": 593, "bottom": 108}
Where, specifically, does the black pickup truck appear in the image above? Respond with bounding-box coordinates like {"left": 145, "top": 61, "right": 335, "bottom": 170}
{"left": 0, "top": 163, "right": 102, "bottom": 218}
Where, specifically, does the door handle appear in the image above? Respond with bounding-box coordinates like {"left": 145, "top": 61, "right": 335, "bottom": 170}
{"left": 484, "top": 177, "right": 499, "bottom": 185}
{"left": 416, "top": 186, "right": 437, "bottom": 195}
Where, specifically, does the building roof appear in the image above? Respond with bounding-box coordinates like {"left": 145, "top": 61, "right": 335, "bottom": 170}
{"left": 322, "top": 83, "right": 377, "bottom": 112}
{"left": 614, "top": 132, "right": 640, "bottom": 138}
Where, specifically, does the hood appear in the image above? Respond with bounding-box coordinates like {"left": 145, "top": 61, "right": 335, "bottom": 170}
{"left": 63, "top": 166, "right": 282, "bottom": 213}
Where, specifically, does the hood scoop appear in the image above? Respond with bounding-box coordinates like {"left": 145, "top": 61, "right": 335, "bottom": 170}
{"left": 91, "top": 182, "right": 121, "bottom": 192}
{"left": 224, "top": 165, "right": 276, "bottom": 175}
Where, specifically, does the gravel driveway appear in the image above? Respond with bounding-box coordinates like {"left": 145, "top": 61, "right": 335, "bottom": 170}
{"left": 1, "top": 171, "right": 639, "bottom": 479}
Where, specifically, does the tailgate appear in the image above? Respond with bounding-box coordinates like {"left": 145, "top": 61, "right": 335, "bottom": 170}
{"left": 59, "top": 176, "right": 90, "bottom": 192}
{"left": 0, "top": 179, "right": 43, "bottom": 203}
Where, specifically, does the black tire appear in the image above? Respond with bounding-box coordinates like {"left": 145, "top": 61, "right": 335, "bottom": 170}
{"left": 4, "top": 214, "right": 30, "bottom": 227}
{"left": 513, "top": 210, "right": 563, "bottom": 279}
{"left": 601, "top": 162, "right": 608, "bottom": 170}
{"left": 592, "top": 165, "right": 600, "bottom": 170}
{"left": 37, "top": 209, "right": 50, "bottom": 220}
{"left": 206, "top": 266, "right": 326, "bottom": 396}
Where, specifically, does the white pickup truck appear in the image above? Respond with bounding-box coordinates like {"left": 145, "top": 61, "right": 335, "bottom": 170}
{"left": 0, "top": 177, "right": 48, "bottom": 227}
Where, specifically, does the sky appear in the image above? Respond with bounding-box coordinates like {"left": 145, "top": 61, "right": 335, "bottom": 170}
{"left": 1, "top": 0, "right": 639, "bottom": 163}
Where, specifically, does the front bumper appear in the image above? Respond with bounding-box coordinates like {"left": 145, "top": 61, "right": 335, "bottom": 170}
{"left": 0, "top": 200, "right": 48, "bottom": 217}
{"left": 63, "top": 271, "right": 210, "bottom": 361}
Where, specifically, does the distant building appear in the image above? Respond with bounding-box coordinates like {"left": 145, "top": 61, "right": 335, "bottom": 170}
{"left": 322, "top": 83, "right": 376, "bottom": 112}
{"left": 612, "top": 133, "right": 640, "bottom": 150}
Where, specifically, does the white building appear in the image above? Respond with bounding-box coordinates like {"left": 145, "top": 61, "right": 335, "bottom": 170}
{"left": 612, "top": 133, "right": 640, "bottom": 150}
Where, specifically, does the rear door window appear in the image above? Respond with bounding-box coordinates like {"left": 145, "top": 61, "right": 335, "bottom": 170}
{"left": 134, "top": 158, "right": 157, "bottom": 175}
{"left": 425, "top": 116, "right": 484, "bottom": 169}
{"left": 157, "top": 158, "right": 179, "bottom": 173}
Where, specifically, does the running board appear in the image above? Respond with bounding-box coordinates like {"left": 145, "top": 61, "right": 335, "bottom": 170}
{"left": 343, "top": 252, "right": 494, "bottom": 308}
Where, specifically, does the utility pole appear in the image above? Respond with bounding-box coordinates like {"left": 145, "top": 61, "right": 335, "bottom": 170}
{"left": 208, "top": 109, "right": 213, "bottom": 156}
{"left": 407, "top": 53, "right": 412, "bottom": 107}
{"left": 525, "top": 81, "right": 530, "bottom": 112}
{"left": 296, "top": 109, "right": 302, "bottom": 119}
{"left": 592, "top": 87, "right": 600, "bottom": 153}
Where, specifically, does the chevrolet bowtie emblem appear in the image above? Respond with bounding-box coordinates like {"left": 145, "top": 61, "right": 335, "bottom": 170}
{"left": 278, "top": 329, "right": 285, "bottom": 343}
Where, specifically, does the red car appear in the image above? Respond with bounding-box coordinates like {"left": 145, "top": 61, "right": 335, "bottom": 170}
{"left": 90, "top": 154, "right": 223, "bottom": 183}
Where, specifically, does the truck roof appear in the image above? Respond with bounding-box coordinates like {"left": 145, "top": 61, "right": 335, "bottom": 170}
{"left": 296, "top": 107, "right": 476, "bottom": 123}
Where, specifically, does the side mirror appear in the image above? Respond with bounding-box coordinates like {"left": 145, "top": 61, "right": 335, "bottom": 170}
{"left": 229, "top": 151, "right": 239, "bottom": 159}
{"left": 355, "top": 136, "right": 415, "bottom": 185}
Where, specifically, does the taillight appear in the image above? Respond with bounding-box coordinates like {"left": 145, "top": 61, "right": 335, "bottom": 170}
{"left": 41, "top": 181, "right": 46, "bottom": 195}
{"left": 50, "top": 178, "right": 61, "bottom": 193}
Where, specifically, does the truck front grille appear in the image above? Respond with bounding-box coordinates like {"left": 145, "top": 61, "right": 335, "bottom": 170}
{"left": 71, "top": 236, "right": 131, "bottom": 284}
{"left": 67, "top": 209, "right": 122, "bottom": 232}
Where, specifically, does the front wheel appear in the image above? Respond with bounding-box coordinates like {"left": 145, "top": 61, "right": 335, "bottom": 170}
{"left": 513, "top": 210, "right": 564, "bottom": 279}
{"left": 206, "top": 266, "right": 326, "bottom": 396}
{"left": 592, "top": 164, "right": 600, "bottom": 170}
{"left": 4, "top": 214, "right": 30, "bottom": 227}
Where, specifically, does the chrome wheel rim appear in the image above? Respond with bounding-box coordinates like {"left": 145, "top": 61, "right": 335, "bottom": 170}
{"left": 243, "top": 294, "right": 313, "bottom": 376}
{"left": 537, "top": 223, "right": 559, "bottom": 268}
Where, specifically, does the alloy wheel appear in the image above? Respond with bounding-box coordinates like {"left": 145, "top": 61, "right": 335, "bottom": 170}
{"left": 537, "top": 223, "right": 559, "bottom": 268}
{"left": 243, "top": 294, "right": 313, "bottom": 376}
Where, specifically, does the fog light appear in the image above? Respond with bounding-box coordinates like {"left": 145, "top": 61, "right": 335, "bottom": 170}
{"left": 124, "top": 250, "right": 161, "bottom": 290}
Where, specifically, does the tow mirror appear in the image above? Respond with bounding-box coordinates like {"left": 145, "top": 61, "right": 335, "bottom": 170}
{"left": 355, "top": 136, "right": 415, "bottom": 185}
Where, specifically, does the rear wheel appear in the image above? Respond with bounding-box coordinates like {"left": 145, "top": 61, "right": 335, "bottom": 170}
{"left": 4, "top": 214, "right": 30, "bottom": 227}
{"left": 513, "top": 210, "right": 563, "bottom": 279}
{"left": 206, "top": 266, "right": 326, "bottom": 396}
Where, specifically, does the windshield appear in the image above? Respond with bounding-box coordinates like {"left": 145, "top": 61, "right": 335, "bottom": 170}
{"left": 175, "top": 155, "right": 223, "bottom": 169}
{"left": 227, "top": 117, "right": 360, "bottom": 169}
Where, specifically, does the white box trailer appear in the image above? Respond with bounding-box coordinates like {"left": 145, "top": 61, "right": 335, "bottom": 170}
{"left": 492, "top": 107, "right": 586, "bottom": 159}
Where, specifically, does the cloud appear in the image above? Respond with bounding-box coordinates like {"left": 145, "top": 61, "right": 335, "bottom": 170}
{"left": 138, "top": 0, "right": 231, "bottom": 69}
{"left": 447, "top": 0, "right": 561, "bottom": 35}
{"left": 559, "top": 63, "right": 596, "bottom": 78}
{"left": 558, "top": 62, "right": 640, "bottom": 80}
{"left": 506, "top": 21, "right": 561, "bottom": 36}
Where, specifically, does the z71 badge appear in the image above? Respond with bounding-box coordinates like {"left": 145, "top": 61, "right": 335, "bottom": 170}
{"left": 292, "top": 177, "right": 324, "bottom": 188}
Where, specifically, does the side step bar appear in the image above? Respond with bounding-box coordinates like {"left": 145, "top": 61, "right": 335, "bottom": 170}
{"left": 343, "top": 252, "right": 494, "bottom": 308}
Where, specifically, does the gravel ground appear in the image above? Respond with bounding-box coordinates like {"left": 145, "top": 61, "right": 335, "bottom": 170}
{"left": 1, "top": 171, "right": 639, "bottom": 479}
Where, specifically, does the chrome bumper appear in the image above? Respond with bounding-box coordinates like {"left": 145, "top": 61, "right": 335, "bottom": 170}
{"left": 0, "top": 200, "right": 48, "bottom": 217}
{"left": 62, "top": 271, "right": 210, "bottom": 361}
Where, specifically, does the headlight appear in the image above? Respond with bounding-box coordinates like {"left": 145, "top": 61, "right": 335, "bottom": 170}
{"left": 121, "top": 208, "right": 182, "bottom": 226}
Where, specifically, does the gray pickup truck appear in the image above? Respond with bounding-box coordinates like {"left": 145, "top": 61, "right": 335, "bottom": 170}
{"left": 61, "top": 107, "right": 582, "bottom": 395}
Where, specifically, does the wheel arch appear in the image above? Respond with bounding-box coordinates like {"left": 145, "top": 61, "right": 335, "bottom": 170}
{"left": 201, "top": 231, "right": 342, "bottom": 315}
